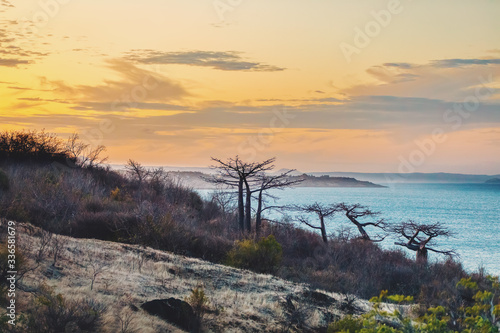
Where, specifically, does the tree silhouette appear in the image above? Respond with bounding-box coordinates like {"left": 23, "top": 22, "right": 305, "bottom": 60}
{"left": 392, "top": 220, "right": 456, "bottom": 263}
{"left": 251, "top": 171, "right": 302, "bottom": 235}
{"left": 337, "top": 203, "right": 387, "bottom": 241}
{"left": 291, "top": 202, "right": 339, "bottom": 243}
{"left": 206, "top": 156, "right": 275, "bottom": 232}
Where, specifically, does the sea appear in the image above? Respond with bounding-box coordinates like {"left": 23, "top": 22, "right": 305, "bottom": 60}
{"left": 198, "top": 183, "right": 500, "bottom": 276}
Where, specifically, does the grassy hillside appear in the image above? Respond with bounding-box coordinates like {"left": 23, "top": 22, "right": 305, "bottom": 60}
{"left": 1, "top": 222, "right": 384, "bottom": 332}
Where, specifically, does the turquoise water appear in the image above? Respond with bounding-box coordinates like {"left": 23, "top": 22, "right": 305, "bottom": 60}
{"left": 198, "top": 184, "right": 500, "bottom": 275}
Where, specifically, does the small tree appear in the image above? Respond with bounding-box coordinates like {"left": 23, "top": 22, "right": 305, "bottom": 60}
{"left": 291, "top": 203, "right": 339, "bottom": 243}
{"left": 66, "top": 133, "right": 107, "bottom": 168}
{"left": 392, "top": 220, "right": 456, "bottom": 263}
{"left": 252, "top": 171, "right": 302, "bottom": 235}
{"left": 337, "top": 203, "right": 387, "bottom": 242}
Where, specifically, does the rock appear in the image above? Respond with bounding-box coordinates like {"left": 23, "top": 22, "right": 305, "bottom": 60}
{"left": 141, "top": 298, "right": 196, "bottom": 331}
{"left": 302, "top": 290, "right": 336, "bottom": 306}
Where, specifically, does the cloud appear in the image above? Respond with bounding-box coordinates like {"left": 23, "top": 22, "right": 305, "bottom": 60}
{"left": 0, "top": 0, "right": 14, "bottom": 8}
{"left": 0, "top": 58, "right": 30, "bottom": 67}
{"left": 0, "top": 13, "right": 49, "bottom": 66}
{"left": 124, "top": 50, "right": 286, "bottom": 72}
{"left": 382, "top": 62, "right": 416, "bottom": 69}
{"left": 69, "top": 101, "right": 192, "bottom": 112}
{"left": 349, "top": 56, "right": 500, "bottom": 103}
{"left": 431, "top": 58, "right": 500, "bottom": 68}
{"left": 45, "top": 59, "right": 191, "bottom": 110}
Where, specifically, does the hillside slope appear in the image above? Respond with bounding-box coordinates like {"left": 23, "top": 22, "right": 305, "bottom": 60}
{"left": 2, "top": 221, "right": 386, "bottom": 332}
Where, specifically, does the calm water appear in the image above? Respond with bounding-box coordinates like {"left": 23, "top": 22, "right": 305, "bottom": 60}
{"left": 198, "top": 183, "right": 500, "bottom": 275}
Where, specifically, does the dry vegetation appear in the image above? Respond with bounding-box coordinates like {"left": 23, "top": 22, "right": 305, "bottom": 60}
{"left": 1, "top": 221, "right": 392, "bottom": 332}
{"left": 1, "top": 130, "right": 498, "bottom": 332}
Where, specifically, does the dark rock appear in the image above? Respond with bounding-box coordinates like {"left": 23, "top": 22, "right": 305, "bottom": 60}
{"left": 302, "top": 290, "right": 336, "bottom": 306}
{"left": 141, "top": 298, "right": 196, "bottom": 331}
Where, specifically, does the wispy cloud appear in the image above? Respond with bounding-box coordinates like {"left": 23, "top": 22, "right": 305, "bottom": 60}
{"left": 0, "top": 58, "right": 30, "bottom": 67}
{"left": 45, "top": 59, "right": 191, "bottom": 109}
{"left": 0, "top": 0, "right": 14, "bottom": 9}
{"left": 431, "top": 58, "right": 500, "bottom": 68}
{"left": 124, "top": 50, "right": 286, "bottom": 72}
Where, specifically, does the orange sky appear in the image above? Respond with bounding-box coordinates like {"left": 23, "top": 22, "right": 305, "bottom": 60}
{"left": 1, "top": 0, "right": 500, "bottom": 173}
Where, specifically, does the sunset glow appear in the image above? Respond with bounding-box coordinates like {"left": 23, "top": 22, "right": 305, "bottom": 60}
{"left": 1, "top": 0, "right": 500, "bottom": 173}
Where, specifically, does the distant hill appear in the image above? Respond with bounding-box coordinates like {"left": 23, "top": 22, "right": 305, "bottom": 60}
{"left": 110, "top": 164, "right": 500, "bottom": 184}
{"left": 485, "top": 178, "right": 500, "bottom": 184}
{"left": 309, "top": 172, "right": 500, "bottom": 184}
{"left": 168, "top": 171, "right": 385, "bottom": 189}
{"left": 292, "top": 174, "right": 385, "bottom": 188}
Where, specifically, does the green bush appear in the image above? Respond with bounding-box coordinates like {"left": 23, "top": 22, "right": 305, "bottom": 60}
{"left": 328, "top": 280, "right": 500, "bottom": 333}
{"left": 327, "top": 315, "right": 363, "bottom": 332}
{"left": 0, "top": 169, "right": 8, "bottom": 191}
{"left": 185, "top": 285, "right": 210, "bottom": 321}
{"left": 226, "top": 235, "right": 282, "bottom": 274}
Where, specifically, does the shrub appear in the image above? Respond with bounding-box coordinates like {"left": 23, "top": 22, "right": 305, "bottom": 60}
{"left": 226, "top": 235, "right": 282, "bottom": 273}
{"left": 185, "top": 285, "right": 210, "bottom": 320}
{"left": 0, "top": 169, "right": 8, "bottom": 191}
{"left": 327, "top": 315, "right": 363, "bottom": 333}
{"left": 21, "top": 284, "right": 106, "bottom": 333}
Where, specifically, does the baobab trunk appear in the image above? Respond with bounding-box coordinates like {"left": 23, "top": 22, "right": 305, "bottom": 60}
{"left": 255, "top": 189, "right": 263, "bottom": 236}
{"left": 346, "top": 215, "right": 371, "bottom": 241}
{"left": 245, "top": 184, "right": 252, "bottom": 232}
{"left": 416, "top": 247, "right": 428, "bottom": 264}
{"left": 238, "top": 178, "right": 244, "bottom": 232}
{"left": 320, "top": 215, "right": 328, "bottom": 243}
{"left": 356, "top": 224, "right": 371, "bottom": 241}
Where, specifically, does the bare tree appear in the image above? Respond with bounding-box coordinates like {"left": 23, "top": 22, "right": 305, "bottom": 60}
{"left": 125, "top": 159, "right": 149, "bottom": 185}
{"left": 206, "top": 156, "right": 276, "bottom": 233}
{"left": 337, "top": 203, "right": 387, "bottom": 242}
{"left": 392, "top": 220, "right": 456, "bottom": 263}
{"left": 205, "top": 156, "right": 245, "bottom": 231}
{"left": 291, "top": 203, "right": 339, "bottom": 243}
{"left": 252, "top": 171, "right": 303, "bottom": 235}
{"left": 210, "top": 189, "right": 237, "bottom": 215}
{"left": 66, "top": 133, "right": 108, "bottom": 168}
{"left": 89, "top": 260, "right": 109, "bottom": 291}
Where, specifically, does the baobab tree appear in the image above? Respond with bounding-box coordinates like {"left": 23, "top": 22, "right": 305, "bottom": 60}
{"left": 392, "top": 220, "right": 456, "bottom": 263}
{"left": 337, "top": 203, "right": 387, "bottom": 241}
{"left": 206, "top": 156, "right": 276, "bottom": 232}
{"left": 252, "top": 171, "right": 303, "bottom": 235}
{"left": 291, "top": 202, "right": 339, "bottom": 243}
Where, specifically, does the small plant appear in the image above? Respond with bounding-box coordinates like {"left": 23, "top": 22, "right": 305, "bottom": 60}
{"left": 20, "top": 283, "right": 106, "bottom": 333}
{"left": 226, "top": 235, "right": 282, "bottom": 273}
{"left": 327, "top": 315, "right": 363, "bottom": 333}
{"left": 111, "top": 187, "right": 124, "bottom": 201}
{"left": 185, "top": 285, "right": 210, "bottom": 320}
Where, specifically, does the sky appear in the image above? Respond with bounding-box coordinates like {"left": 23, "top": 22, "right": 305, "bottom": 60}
{"left": 1, "top": 0, "right": 500, "bottom": 174}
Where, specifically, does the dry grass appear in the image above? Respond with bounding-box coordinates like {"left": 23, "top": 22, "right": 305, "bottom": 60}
{"left": 3, "top": 221, "right": 395, "bottom": 332}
